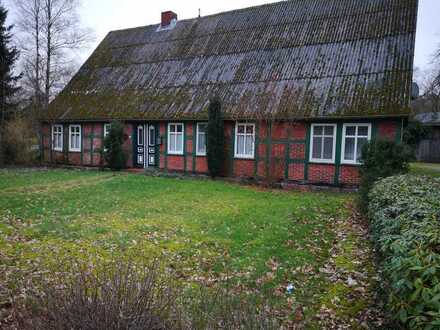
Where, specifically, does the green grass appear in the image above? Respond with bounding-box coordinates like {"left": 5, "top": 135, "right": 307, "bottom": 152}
{"left": 0, "top": 168, "right": 376, "bottom": 327}
{"left": 410, "top": 162, "right": 440, "bottom": 178}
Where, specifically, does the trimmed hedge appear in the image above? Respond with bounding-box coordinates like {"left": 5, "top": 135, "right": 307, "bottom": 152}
{"left": 368, "top": 175, "right": 440, "bottom": 329}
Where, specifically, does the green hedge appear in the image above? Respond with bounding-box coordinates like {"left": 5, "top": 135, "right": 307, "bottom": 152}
{"left": 368, "top": 175, "right": 440, "bottom": 329}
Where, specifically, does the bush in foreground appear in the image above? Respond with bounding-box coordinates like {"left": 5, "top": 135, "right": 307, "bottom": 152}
{"left": 368, "top": 175, "right": 440, "bottom": 329}
{"left": 13, "top": 259, "right": 277, "bottom": 330}
{"left": 1, "top": 117, "right": 39, "bottom": 165}
{"left": 359, "top": 140, "right": 413, "bottom": 212}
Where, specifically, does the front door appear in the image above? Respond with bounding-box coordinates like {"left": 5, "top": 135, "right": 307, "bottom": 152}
{"left": 136, "top": 124, "right": 156, "bottom": 169}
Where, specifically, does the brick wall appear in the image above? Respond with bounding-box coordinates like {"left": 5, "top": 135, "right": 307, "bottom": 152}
{"left": 339, "top": 166, "right": 361, "bottom": 186}
{"left": 256, "top": 120, "right": 308, "bottom": 183}
{"left": 308, "top": 164, "right": 336, "bottom": 185}
{"left": 378, "top": 119, "right": 398, "bottom": 140}
{"left": 40, "top": 118, "right": 402, "bottom": 187}
{"left": 234, "top": 160, "right": 254, "bottom": 177}
{"left": 40, "top": 122, "right": 127, "bottom": 168}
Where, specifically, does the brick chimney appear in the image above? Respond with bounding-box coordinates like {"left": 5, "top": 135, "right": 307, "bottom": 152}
{"left": 161, "top": 11, "right": 177, "bottom": 27}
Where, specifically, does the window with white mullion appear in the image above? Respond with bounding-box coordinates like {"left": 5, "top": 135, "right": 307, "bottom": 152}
{"left": 167, "top": 123, "right": 184, "bottom": 155}
{"left": 196, "top": 123, "right": 207, "bottom": 156}
{"left": 234, "top": 123, "right": 255, "bottom": 159}
{"left": 52, "top": 125, "right": 63, "bottom": 151}
{"left": 310, "top": 124, "right": 336, "bottom": 163}
{"left": 342, "top": 124, "right": 371, "bottom": 164}
{"left": 69, "top": 125, "right": 81, "bottom": 152}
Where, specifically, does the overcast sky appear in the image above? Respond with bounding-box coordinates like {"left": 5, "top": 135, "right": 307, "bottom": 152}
{"left": 4, "top": 0, "right": 440, "bottom": 76}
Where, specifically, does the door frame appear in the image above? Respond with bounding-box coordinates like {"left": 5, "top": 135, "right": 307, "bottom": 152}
{"left": 135, "top": 123, "right": 157, "bottom": 169}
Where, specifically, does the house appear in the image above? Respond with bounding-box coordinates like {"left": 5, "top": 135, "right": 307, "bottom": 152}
{"left": 40, "top": 0, "right": 418, "bottom": 186}
{"left": 414, "top": 112, "right": 440, "bottom": 163}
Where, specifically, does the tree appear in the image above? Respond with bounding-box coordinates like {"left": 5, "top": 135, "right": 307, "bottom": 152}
{"left": 206, "top": 97, "right": 224, "bottom": 178}
{"left": 15, "top": 0, "right": 43, "bottom": 109}
{"left": 412, "top": 44, "right": 440, "bottom": 116}
{"left": 103, "top": 121, "right": 127, "bottom": 171}
{"left": 15, "top": 0, "right": 93, "bottom": 111}
{"left": 0, "top": 2, "right": 21, "bottom": 165}
{"left": 0, "top": 2, "right": 20, "bottom": 124}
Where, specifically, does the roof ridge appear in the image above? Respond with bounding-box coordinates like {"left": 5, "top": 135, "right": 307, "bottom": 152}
{"left": 104, "top": 5, "right": 414, "bottom": 52}
{"left": 108, "top": 0, "right": 291, "bottom": 34}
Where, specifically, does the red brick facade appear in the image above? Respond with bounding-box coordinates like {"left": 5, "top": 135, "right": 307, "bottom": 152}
{"left": 41, "top": 118, "right": 402, "bottom": 186}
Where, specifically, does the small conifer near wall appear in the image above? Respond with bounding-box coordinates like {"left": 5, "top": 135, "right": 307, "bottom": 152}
{"left": 103, "top": 121, "right": 127, "bottom": 171}
{"left": 207, "top": 97, "right": 224, "bottom": 178}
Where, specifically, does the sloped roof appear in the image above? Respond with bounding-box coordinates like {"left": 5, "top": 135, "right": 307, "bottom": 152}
{"left": 414, "top": 112, "right": 440, "bottom": 126}
{"left": 46, "top": 0, "right": 418, "bottom": 121}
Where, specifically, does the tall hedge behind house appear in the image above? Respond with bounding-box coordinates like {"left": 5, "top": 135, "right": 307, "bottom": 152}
{"left": 368, "top": 175, "right": 440, "bottom": 329}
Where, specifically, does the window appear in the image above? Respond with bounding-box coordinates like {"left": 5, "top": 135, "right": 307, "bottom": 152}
{"left": 235, "top": 123, "right": 255, "bottom": 159}
{"left": 167, "top": 123, "right": 184, "bottom": 155}
{"left": 196, "top": 123, "right": 207, "bottom": 156}
{"left": 69, "top": 125, "right": 81, "bottom": 152}
{"left": 103, "top": 124, "right": 111, "bottom": 152}
{"left": 52, "top": 125, "right": 63, "bottom": 151}
{"left": 104, "top": 124, "right": 111, "bottom": 138}
{"left": 149, "top": 125, "right": 155, "bottom": 146}
{"left": 310, "top": 124, "right": 337, "bottom": 163}
{"left": 342, "top": 124, "right": 371, "bottom": 164}
{"left": 137, "top": 125, "right": 144, "bottom": 146}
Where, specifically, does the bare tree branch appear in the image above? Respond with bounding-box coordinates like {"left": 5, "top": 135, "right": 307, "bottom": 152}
{"left": 14, "top": 0, "right": 94, "bottom": 110}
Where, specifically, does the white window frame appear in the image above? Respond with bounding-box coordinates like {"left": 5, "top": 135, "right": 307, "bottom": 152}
{"left": 104, "top": 124, "right": 111, "bottom": 138}
{"left": 167, "top": 123, "right": 184, "bottom": 155}
{"left": 148, "top": 125, "right": 155, "bottom": 146}
{"left": 234, "top": 123, "right": 255, "bottom": 159}
{"left": 137, "top": 125, "right": 144, "bottom": 146}
{"left": 52, "top": 124, "right": 63, "bottom": 152}
{"left": 309, "top": 123, "right": 337, "bottom": 164}
{"left": 68, "top": 124, "right": 81, "bottom": 152}
{"left": 196, "top": 122, "right": 208, "bottom": 156}
{"left": 341, "top": 123, "right": 372, "bottom": 165}
{"left": 103, "top": 124, "right": 111, "bottom": 152}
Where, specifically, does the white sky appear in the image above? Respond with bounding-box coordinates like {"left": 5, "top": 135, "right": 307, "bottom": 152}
{"left": 4, "top": 0, "right": 440, "bottom": 76}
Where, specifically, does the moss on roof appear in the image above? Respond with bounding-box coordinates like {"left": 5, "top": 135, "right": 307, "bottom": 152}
{"left": 46, "top": 0, "right": 418, "bottom": 121}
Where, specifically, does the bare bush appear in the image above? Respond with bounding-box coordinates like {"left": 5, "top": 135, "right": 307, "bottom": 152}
{"left": 1, "top": 117, "right": 39, "bottom": 165}
{"left": 12, "top": 259, "right": 278, "bottom": 330}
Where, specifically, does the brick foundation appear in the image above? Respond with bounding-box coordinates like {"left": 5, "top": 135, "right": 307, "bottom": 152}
{"left": 308, "top": 164, "right": 336, "bottom": 185}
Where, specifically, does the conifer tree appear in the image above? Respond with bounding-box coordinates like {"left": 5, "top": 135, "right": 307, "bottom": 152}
{"left": 207, "top": 97, "right": 224, "bottom": 177}
{"left": 0, "top": 3, "right": 20, "bottom": 123}
{"left": 103, "top": 121, "right": 127, "bottom": 171}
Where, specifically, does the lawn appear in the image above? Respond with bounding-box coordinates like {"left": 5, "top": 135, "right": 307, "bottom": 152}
{"left": 410, "top": 162, "right": 440, "bottom": 178}
{"left": 0, "top": 169, "right": 379, "bottom": 328}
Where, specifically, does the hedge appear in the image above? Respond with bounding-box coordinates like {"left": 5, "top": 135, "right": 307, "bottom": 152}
{"left": 368, "top": 175, "right": 440, "bottom": 329}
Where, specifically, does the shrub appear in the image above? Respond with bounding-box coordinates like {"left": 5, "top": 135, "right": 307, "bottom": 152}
{"left": 103, "top": 121, "right": 127, "bottom": 171}
{"left": 207, "top": 97, "right": 224, "bottom": 178}
{"left": 13, "top": 259, "right": 278, "bottom": 330}
{"left": 1, "top": 117, "right": 39, "bottom": 165}
{"left": 368, "top": 175, "right": 440, "bottom": 329}
{"left": 359, "top": 139, "right": 412, "bottom": 211}
{"left": 403, "top": 121, "right": 430, "bottom": 149}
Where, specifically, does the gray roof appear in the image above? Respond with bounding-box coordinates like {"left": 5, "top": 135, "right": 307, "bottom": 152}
{"left": 46, "top": 0, "right": 418, "bottom": 121}
{"left": 414, "top": 112, "right": 440, "bottom": 126}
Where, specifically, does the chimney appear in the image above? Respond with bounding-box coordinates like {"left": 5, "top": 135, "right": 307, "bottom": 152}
{"left": 161, "top": 11, "right": 177, "bottom": 27}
